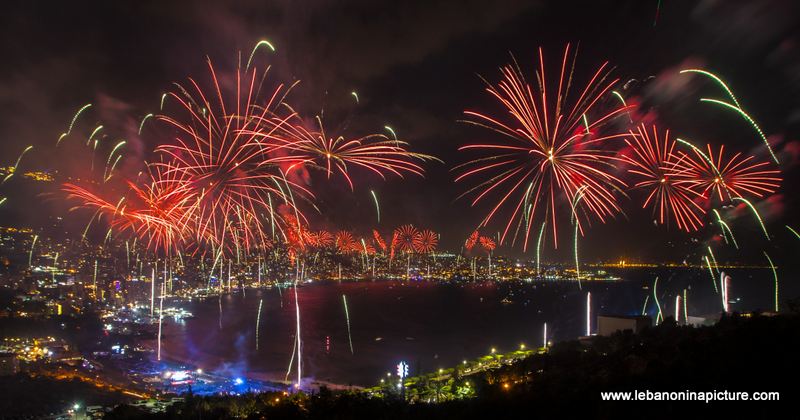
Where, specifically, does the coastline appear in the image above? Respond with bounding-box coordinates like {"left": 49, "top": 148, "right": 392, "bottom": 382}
{"left": 138, "top": 337, "right": 363, "bottom": 393}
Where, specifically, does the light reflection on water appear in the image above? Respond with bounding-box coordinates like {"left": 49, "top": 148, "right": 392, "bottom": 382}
{"left": 156, "top": 267, "right": 787, "bottom": 387}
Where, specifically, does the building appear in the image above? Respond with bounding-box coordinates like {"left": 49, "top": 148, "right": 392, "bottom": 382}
{"left": 597, "top": 315, "right": 652, "bottom": 336}
{"left": 0, "top": 353, "right": 18, "bottom": 376}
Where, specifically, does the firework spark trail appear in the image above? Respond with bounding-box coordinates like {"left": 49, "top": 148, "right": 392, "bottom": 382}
{"left": 343, "top": 295, "right": 353, "bottom": 355}
{"left": 707, "top": 247, "right": 719, "bottom": 273}
{"left": 294, "top": 282, "right": 302, "bottom": 389}
{"left": 611, "top": 91, "right": 633, "bottom": 123}
{"left": 788, "top": 225, "right": 800, "bottom": 240}
{"left": 52, "top": 252, "right": 59, "bottom": 282}
{"left": 680, "top": 69, "right": 740, "bottom": 107}
{"left": 157, "top": 281, "right": 164, "bottom": 360}
{"left": 713, "top": 209, "right": 738, "bottom": 248}
{"left": 680, "top": 69, "right": 777, "bottom": 163}
{"left": 764, "top": 252, "right": 778, "bottom": 312}
{"left": 543, "top": 322, "right": 547, "bottom": 348}
{"left": 683, "top": 290, "right": 688, "bottom": 322}
{"left": 700, "top": 99, "right": 778, "bottom": 165}
{"left": 571, "top": 186, "right": 588, "bottom": 288}
{"left": 57, "top": 104, "right": 92, "bottom": 146}
{"left": 720, "top": 272, "right": 730, "bottom": 312}
{"left": 456, "top": 44, "right": 631, "bottom": 251}
{"left": 586, "top": 292, "right": 591, "bottom": 336}
{"left": 256, "top": 299, "right": 263, "bottom": 350}
{"left": 3, "top": 146, "right": 34, "bottom": 185}
{"left": 246, "top": 40, "right": 275, "bottom": 72}
{"left": 138, "top": 114, "right": 154, "bottom": 135}
{"left": 153, "top": 55, "right": 309, "bottom": 258}
{"left": 28, "top": 235, "right": 38, "bottom": 267}
{"left": 480, "top": 237, "right": 495, "bottom": 277}
{"left": 732, "top": 197, "right": 769, "bottom": 240}
{"left": 371, "top": 190, "right": 380, "bottom": 223}
{"left": 653, "top": 277, "right": 663, "bottom": 324}
{"left": 536, "top": 222, "right": 546, "bottom": 275}
{"left": 149, "top": 268, "right": 156, "bottom": 318}
{"left": 654, "top": 0, "right": 662, "bottom": 26}
{"left": 680, "top": 144, "right": 781, "bottom": 202}
{"left": 675, "top": 295, "right": 681, "bottom": 323}
{"left": 642, "top": 295, "right": 649, "bottom": 316}
{"left": 704, "top": 256, "right": 718, "bottom": 293}
{"left": 623, "top": 125, "right": 706, "bottom": 231}
{"left": 261, "top": 113, "right": 438, "bottom": 191}
{"left": 92, "top": 259, "right": 98, "bottom": 299}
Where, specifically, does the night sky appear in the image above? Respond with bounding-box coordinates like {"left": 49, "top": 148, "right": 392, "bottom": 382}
{"left": 1, "top": 0, "right": 798, "bottom": 265}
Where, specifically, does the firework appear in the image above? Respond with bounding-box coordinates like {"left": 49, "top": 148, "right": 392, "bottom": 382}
{"left": 543, "top": 322, "right": 547, "bottom": 348}
{"left": 256, "top": 299, "right": 263, "bottom": 350}
{"left": 294, "top": 282, "right": 302, "bottom": 389}
{"left": 28, "top": 235, "right": 38, "bottom": 267}
{"left": 371, "top": 190, "right": 380, "bottom": 223}
{"left": 373, "top": 230, "right": 387, "bottom": 253}
{"left": 465, "top": 231, "right": 479, "bottom": 251}
{"left": 331, "top": 231, "right": 354, "bottom": 255}
{"left": 480, "top": 236, "right": 496, "bottom": 277}
{"left": 720, "top": 272, "right": 730, "bottom": 312}
{"left": 713, "top": 209, "right": 738, "bottom": 248}
{"left": 683, "top": 289, "right": 688, "bottom": 322}
{"left": 393, "top": 225, "right": 418, "bottom": 253}
{"left": 653, "top": 277, "right": 663, "bottom": 324}
{"left": 680, "top": 144, "right": 781, "bottom": 202}
{"left": 259, "top": 114, "right": 438, "bottom": 190}
{"left": 764, "top": 252, "right": 778, "bottom": 312}
{"left": 456, "top": 45, "right": 630, "bottom": 250}
{"left": 414, "top": 230, "right": 438, "bottom": 254}
{"left": 480, "top": 236, "right": 496, "bottom": 252}
{"left": 680, "top": 69, "right": 778, "bottom": 164}
{"left": 154, "top": 55, "right": 309, "bottom": 256}
{"left": 622, "top": 125, "right": 705, "bottom": 231}
{"left": 343, "top": 295, "right": 353, "bottom": 354}
{"left": 732, "top": 197, "right": 769, "bottom": 240}
{"left": 788, "top": 225, "right": 800, "bottom": 240}
{"left": 157, "top": 280, "right": 165, "bottom": 361}
{"left": 703, "top": 256, "right": 718, "bottom": 293}
{"left": 586, "top": 292, "right": 591, "bottom": 336}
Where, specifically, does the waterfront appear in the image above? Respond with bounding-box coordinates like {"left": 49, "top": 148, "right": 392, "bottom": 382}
{"left": 145, "top": 266, "right": 790, "bottom": 388}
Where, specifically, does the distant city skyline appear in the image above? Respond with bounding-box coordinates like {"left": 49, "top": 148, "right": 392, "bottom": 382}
{"left": 0, "top": 1, "right": 798, "bottom": 265}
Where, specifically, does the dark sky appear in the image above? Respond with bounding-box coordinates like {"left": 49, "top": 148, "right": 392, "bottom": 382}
{"left": 1, "top": 0, "right": 798, "bottom": 265}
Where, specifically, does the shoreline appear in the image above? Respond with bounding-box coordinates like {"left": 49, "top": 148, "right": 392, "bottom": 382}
{"left": 138, "top": 338, "right": 363, "bottom": 393}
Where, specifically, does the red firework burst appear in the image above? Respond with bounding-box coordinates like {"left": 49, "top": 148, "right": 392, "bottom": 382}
{"left": 465, "top": 231, "right": 479, "bottom": 251}
{"left": 63, "top": 169, "right": 193, "bottom": 254}
{"left": 479, "top": 237, "right": 496, "bottom": 253}
{"left": 622, "top": 124, "right": 706, "bottom": 231}
{"left": 373, "top": 230, "right": 387, "bottom": 252}
{"left": 154, "top": 59, "right": 310, "bottom": 255}
{"left": 256, "top": 115, "right": 439, "bottom": 190}
{"left": 393, "top": 224, "right": 418, "bottom": 253}
{"left": 413, "top": 230, "right": 438, "bottom": 254}
{"left": 456, "top": 44, "right": 630, "bottom": 250}
{"left": 680, "top": 144, "right": 782, "bottom": 202}
{"left": 309, "top": 230, "right": 334, "bottom": 248}
{"left": 334, "top": 231, "right": 358, "bottom": 255}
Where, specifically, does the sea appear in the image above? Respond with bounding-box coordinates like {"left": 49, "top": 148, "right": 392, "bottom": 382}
{"left": 150, "top": 266, "right": 791, "bottom": 388}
